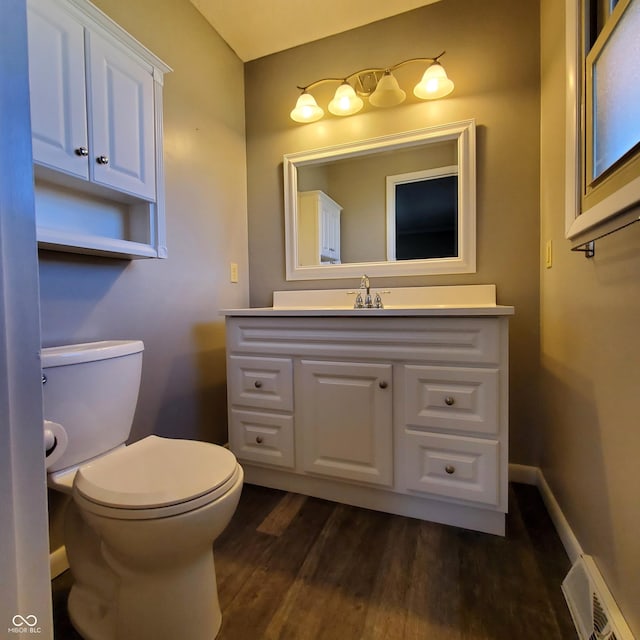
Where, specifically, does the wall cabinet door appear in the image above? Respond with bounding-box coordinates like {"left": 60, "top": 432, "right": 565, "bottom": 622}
{"left": 86, "top": 29, "right": 156, "bottom": 200}
{"left": 297, "top": 191, "right": 342, "bottom": 265}
{"left": 297, "top": 360, "right": 393, "bottom": 486}
{"left": 320, "top": 201, "right": 341, "bottom": 263}
{"left": 27, "top": 0, "right": 89, "bottom": 180}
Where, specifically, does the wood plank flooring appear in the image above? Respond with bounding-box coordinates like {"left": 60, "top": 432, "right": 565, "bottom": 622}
{"left": 52, "top": 483, "right": 577, "bottom": 639}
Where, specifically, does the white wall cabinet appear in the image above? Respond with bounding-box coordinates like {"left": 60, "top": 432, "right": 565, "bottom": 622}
{"left": 297, "top": 191, "right": 342, "bottom": 265}
{"left": 26, "top": 0, "right": 171, "bottom": 259}
{"left": 225, "top": 313, "right": 511, "bottom": 535}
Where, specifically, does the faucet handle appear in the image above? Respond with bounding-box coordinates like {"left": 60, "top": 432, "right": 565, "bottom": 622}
{"left": 354, "top": 292, "right": 364, "bottom": 309}
{"left": 374, "top": 292, "right": 384, "bottom": 309}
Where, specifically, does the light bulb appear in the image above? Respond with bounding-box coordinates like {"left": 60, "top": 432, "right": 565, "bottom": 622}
{"left": 290, "top": 92, "right": 324, "bottom": 123}
{"left": 413, "top": 63, "right": 454, "bottom": 100}
{"left": 328, "top": 83, "right": 364, "bottom": 116}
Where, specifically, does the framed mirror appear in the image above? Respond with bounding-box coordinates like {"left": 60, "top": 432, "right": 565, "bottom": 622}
{"left": 284, "top": 119, "right": 476, "bottom": 281}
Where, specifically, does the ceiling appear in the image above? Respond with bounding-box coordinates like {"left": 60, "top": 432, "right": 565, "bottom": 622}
{"left": 190, "top": 0, "right": 441, "bottom": 62}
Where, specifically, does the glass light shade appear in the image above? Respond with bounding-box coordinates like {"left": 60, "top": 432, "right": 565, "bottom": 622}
{"left": 413, "top": 63, "right": 455, "bottom": 99}
{"left": 328, "top": 83, "right": 364, "bottom": 116}
{"left": 290, "top": 92, "right": 324, "bottom": 123}
{"left": 369, "top": 71, "right": 406, "bottom": 108}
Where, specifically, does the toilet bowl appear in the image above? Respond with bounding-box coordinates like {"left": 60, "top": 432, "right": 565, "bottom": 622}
{"left": 43, "top": 341, "right": 243, "bottom": 640}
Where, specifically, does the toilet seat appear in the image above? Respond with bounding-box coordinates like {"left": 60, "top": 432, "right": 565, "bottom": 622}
{"left": 73, "top": 435, "right": 240, "bottom": 520}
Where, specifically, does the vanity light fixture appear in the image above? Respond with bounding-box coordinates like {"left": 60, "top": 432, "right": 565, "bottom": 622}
{"left": 289, "top": 52, "right": 454, "bottom": 123}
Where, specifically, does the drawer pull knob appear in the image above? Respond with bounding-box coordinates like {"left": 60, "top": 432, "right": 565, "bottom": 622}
{"left": 444, "top": 396, "right": 455, "bottom": 406}
{"left": 445, "top": 464, "right": 455, "bottom": 475}
{"left": 96, "top": 155, "right": 109, "bottom": 165}
{"left": 75, "top": 146, "right": 88, "bottom": 156}
{"left": 379, "top": 380, "right": 388, "bottom": 389}
{"left": 255, "top": 436, "right": 263, "bottom": 444}
{"left": 254, "top": 380, "right": 262, "bottom": 388}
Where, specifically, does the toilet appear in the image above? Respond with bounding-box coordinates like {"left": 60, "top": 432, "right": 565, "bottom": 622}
{"left": 42, "top": 340, "right": 243, "bottom": 640}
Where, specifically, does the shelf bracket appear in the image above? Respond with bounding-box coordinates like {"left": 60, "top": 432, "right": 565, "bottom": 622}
{"left": 571, "top": 240, "right": 595, "bottom": 258}
{"left": 571, "top": 211, "right": 639, "bottom": 259}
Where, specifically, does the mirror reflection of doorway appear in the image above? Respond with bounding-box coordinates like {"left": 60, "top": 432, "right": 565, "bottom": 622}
{"left": 386, "top": 166, "right": 458, "bottom": 261}
{"left": 394, "top": 175, "right": 458, "bottom": 260}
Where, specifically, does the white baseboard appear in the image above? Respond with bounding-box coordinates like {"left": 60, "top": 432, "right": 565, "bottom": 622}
{"left": 50, "top": 545, "right": 69, "bottom": 579}
{"left": 535, "top": 469, "right": 583, "bottom": 563}
{"left": 508, "top": 462, "right": 539, "bottom": 485}
{"left": 509, "top": 463, "right": 583, "bottom": 563}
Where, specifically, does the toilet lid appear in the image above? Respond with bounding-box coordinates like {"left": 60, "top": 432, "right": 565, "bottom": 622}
{"left": 74, "top": 435, "right": 238, "bottom": 509}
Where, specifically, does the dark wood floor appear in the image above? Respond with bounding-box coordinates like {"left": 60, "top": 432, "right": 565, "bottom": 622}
{"left": 52, "top": 483, "right": 577, "bottom": 639}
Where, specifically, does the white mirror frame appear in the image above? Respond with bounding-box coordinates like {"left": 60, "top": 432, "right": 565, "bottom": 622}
{"left": 283, "top": 119, "right": 476, "bottom": 281}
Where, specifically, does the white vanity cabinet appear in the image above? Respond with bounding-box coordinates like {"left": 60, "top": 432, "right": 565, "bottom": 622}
{"left": 26, "top": 0, "right": 171, "bottom": 259}
{"left": 224, "top": 310, "right": 512, "bottom": 535}
{"left": 297, "top": 191, "right": 342, "bottom": 264}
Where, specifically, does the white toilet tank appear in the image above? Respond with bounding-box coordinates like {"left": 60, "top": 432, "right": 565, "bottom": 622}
{"left": 42, "top": 340, "right": 144, "bottom": 473}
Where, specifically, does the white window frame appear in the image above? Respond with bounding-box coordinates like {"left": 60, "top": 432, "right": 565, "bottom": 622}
{"left": 565, "top": 0, "right": 640, "bottom": 247}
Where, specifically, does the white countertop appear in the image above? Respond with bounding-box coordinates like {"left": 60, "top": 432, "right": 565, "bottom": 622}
{"left": 221, "top": 284, "right": 514, "bottom": 317}
{"left": 221, "top": 305, "right": 514, "bottom": 317}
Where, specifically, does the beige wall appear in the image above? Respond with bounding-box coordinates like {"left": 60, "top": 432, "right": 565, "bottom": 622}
{"left": 39, "top": 0, "right": 249, "bottom": 447}
{"left": 244, "top": 0, "right": 541, "bottom": 465}
{"left": 539, "top": 1, "right": 640, "bottom": 635}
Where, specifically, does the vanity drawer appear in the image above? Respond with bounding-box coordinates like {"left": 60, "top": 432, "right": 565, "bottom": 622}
{"left": 402, "top": 430, "right": 499, "bottom": 506}
{"left": 229, "top": 409, "right": 294, "bottom": 469}
{"left": 228, "top": 355, "right": 293, "bottom": 411}
{"left": 403, "top": 365, "right": 499, "bottom": 435}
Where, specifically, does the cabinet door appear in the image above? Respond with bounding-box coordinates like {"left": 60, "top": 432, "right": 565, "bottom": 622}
{"left": 319, "top": 197, "right": 341, "bottom": 263}
{"left": 298, "top": 360, "right": 393, "bottom": 486}
{"left": 27, "top": 0, "right": 89, "bottom": 179}
{"left": 86, "top": 29, "right": 156, "bottom": 200}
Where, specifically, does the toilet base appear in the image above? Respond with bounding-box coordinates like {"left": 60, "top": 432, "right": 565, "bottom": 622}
{"left": 64, "top": 467, "right": 243, "bottom": 640}
{"left": 68, "top": 551, "right": 222, "bottom": 640}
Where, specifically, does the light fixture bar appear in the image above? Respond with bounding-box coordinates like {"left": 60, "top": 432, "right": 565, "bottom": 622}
{"left": 290, "top": 52, "right": 454, "bottom": 123}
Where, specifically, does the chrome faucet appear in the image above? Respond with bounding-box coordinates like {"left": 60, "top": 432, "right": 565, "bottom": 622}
{"left": 354, "top": 274, "right": 378, "bottom": 309}
{"left": 362, "top": 275, "right": 373, "bottom": 308}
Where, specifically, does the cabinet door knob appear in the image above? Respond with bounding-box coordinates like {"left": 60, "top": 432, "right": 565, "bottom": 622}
{"left": 379, "top": 380, "right": 388, "bottom": 389}
{"left": 444, "top": 396, "right": 455, "bottom": 406}
{"left": 254, "top": 380, "right": 262, "bottom": 388}
{"left": 255, "top": 436, "right": 263, "bottom": 444}
{"left": 445, "top": 464, "right": 455, "bottom": 475}
{"left": 96, "top": 155, "right": 109, "bottom": 165}
{"left": 75, "top": 146, "right": 88, "bottom": 157}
